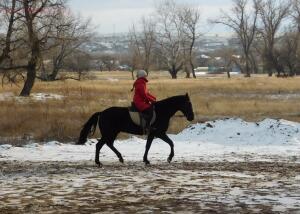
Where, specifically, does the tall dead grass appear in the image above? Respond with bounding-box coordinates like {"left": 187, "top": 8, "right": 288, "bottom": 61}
{"left": 1, "top": 73, "right": 300, "bottom": 143}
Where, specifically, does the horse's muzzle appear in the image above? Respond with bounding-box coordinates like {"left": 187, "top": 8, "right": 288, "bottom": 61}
{"left": 188, "top": 116, "right": 194, "bottom": 121}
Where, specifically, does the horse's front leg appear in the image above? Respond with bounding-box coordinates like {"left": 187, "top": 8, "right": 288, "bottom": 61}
{"left": 158, "top": 133, "right": 174, "bottom": 163}
{"left": 95, "top": 140, "right": 105, "bottom": 167}
{"left": 107, "top": 143, "right": 124, "bottom": 163}
{"left": 143, "top": 134, "right": 155, "bottom": 165}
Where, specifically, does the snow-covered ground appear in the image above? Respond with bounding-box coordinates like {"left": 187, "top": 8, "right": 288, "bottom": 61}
{"left": 0, "top": 92, "right": 64, "bottom": 102}
{"left": 0, "top": 118, "right": 299, "bottom": 163}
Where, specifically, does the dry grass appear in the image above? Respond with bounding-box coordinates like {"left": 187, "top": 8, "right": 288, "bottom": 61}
{"left": 1, "top": 72, "right": 300, "bottom": 143}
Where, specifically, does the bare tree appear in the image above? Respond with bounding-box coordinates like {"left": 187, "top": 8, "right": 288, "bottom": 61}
{"left": 214, "top": 0, "right": 259, "bottom": 77}
{"left": 281, "top": 0, "right": 300, "bottom": 76}
{"left": 140, "top": 18, "right": 156, "bottom": 74}
{"left": 0, "top": 0, "right": 69, "bottom": 96}
{"left": 128, "top": 17, "right": 156, "bottom": 75}
{"left": 155, "top": 0, "right": 184, "bottom": 79}
{"left": 278, "top": 29, "right": 300, "bottom": 76}
{"left": 20, "top": 0, "right": 67, "bottom": 96}
{"left": 97, "top": 54, "right": 117, "bottom": 71}
{"left": 257, "top": 0, "right": 291, "bottom": 76}
{"left": 44, "top": 13, "right": 92, "bottom": 81}
{"left": 179, "top": 5, "right": 201, "bottom": 78}
{"left": 127, "top": 37, "right": 141, "bottom": 79}
{"left": 213, "top": 48, "right": 243, "bottom": 78}
{"left": 0, "top": 0, "right": 25, "bottom": 84}
{"left": 63, "top": 50, "right": 91, "bottom": 80}
{"left": 291, "top": 0, "right": 300, "bottom": 32}
{"left": 0, "top": 0, "right": 17, "bottom": 64}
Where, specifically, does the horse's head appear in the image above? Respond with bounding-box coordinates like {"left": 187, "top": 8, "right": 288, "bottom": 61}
{"left": 180, "top": 93, "right": 194, "bottom": 121}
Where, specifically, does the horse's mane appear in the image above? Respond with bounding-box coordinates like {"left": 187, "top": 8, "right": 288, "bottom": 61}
{"left": 155, "top": 95, "right": 186, "bottom": 106}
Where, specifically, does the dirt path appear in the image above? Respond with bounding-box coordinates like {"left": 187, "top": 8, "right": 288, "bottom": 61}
{"left": 1, "top": 161, "right": 300, "bottom": 213}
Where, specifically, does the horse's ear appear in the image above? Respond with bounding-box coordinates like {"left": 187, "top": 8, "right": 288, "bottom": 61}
{"left": 185, "top": 93, "right": 190, "bottom": 101}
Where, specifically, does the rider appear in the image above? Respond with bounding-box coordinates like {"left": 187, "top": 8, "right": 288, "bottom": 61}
{"left": 132, "top": 70, "right": 156, "bottom": 132}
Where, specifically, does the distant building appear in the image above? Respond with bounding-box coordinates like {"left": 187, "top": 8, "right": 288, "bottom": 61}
{"left": 82, "top": 33, "right": 235, "bottom": 55}
{"left": 228, "top": 37, "right": 241, "bottom": 48}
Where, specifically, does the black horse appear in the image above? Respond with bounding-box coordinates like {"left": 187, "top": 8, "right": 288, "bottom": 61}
{"left": 77, "top": 94, "right": 194, "bottom": 166}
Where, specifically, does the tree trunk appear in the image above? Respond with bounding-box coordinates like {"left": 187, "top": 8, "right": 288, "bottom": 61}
{"left": 189, "top": 41, "right": 196, "bottom": 79}
{"left": 20, "top": 0, "right": 40, "bottom": 96}
{"left": 269, "top": 54, "right": 284, "bottom": 77}
{"left": 227, "top": 70, "right": 231, "bottom": 78}
{"left": 190, "top": 61, "right": 196, "bottom": 78}
{"left": 275, "top": 63, "right": 284, "bottom": 77}
{"left": 288, "top": 63, "right": 296, "bottom": 77}
{"left": 244, "top": 55, "right": 251, "bottom": 77}
{"left": 169, "top": 67, "right": 177, "bottom": 79}
{"left": 184, "top": 64, "right": 190, "bottom": 78}
{"left": 145, "top": 68, "right": 149, "bottom": 75}
{"left": 266, "top": 51, "right": 283, "bottom": 77}
{"left": 245, "top": 60, "right": 251, "bottom": 77}
{"left": 268, "top": 71, "right": 273, "bottom": 77}
{"left": 168, "top": 64, "right": 181, "bottom": 79}
{"left": 169, "top": 70, "right": 177, "bottom": 79}
{"left": 48, "top": 68, "right": 59, "bottom": 81}
{"left": 48, "top": 55, "right": 64, "bottom": 81}
{"left": 48, "top": 59, "right": 62, "bottom": 81}
{"left": 131, "top": 69, "right": 135, "bottom": 80}
{"left": 0, "top": 0, "right": 16, "bottom": 65}
{"left": 20, "top": 63, "right": 36, "bottom": 96}
{"left": 20, "top": 61, "right": 38, "bottom": 96}
{"left": 250, "top": 53, "right": 258, "bottom": 74}
{"left": 225, "top": 61, "right": 231, "bottom": 79}
{"left": 20, "top": 38, "right": 39, "bottom": 96}
{"left": 263, "top": 59, "right": 273, "bottom": 76}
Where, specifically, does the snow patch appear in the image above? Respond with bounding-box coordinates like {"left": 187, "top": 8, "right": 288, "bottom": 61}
{"left": 0, "top": 144, "right": 12, "bottom": 150}
{"left": 0, "top": 92, "right": 15, "bottom": 101}
{"left": 107, "top": 78, "right": 119, "bottom": 82}
{"left": 0, "top": 118, "right": 300, "bottom": 162}
{"left": 30, "top": 93, "right": 64, "bottom": 101}
{"left": 0, "top": 92, "right": 64, "bottom": 102}
{"left": 45, "top": 141, "right": 62, "bottom": 146}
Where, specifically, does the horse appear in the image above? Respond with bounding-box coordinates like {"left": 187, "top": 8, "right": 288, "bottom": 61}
{"left": 77, "top": 93, "right": 194, "bottom": 166}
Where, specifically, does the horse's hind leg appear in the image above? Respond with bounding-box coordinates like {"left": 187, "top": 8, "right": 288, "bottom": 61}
{"left": 158, "top": 133, "right": 174, "bottom": 163}
{"left": 143, "top": 134, "right": 155, "bottom": 165}
{"left": 107, "top": 143, "right": 124, "bottom": 163}
{"left": 95, "top": 139, "right": 105, "bottom": 167}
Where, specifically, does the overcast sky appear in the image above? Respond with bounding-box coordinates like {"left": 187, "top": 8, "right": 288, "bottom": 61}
{"left": 69, "top": 0, "right": 233, "bottom": 35}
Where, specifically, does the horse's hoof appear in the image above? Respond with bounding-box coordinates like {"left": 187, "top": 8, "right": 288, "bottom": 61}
{"left": 119, "top": 158, "right": 124, "bottom": 163}
{"left": 144, "top": 160, "right": 150, "bottom": 165}
{"left": 95, "top": 162, "right": 103, "bottom": 168}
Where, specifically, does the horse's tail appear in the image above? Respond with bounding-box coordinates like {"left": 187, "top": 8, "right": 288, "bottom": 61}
{"left": 77, "top": 112, "right": 101, "bottom": 145}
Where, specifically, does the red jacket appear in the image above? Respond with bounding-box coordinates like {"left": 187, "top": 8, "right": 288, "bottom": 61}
{"left": 133, "top": 77, "right": 156, "bottom": 112}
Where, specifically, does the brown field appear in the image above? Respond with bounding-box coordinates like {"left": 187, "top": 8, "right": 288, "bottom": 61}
{"left": 1, "top": 71, "right": 300, "bottom": 143}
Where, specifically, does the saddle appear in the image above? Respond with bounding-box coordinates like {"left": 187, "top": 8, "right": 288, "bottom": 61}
{"left": 128, "top": 103, "right": 156, "bottom": 133}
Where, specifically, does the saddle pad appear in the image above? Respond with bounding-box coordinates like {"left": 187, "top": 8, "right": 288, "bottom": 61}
{"left": 129, "top": 111, "right": 156, "bottom": 127}
{"left": 129, "top": 111, "right": 142, "bottom": 126}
